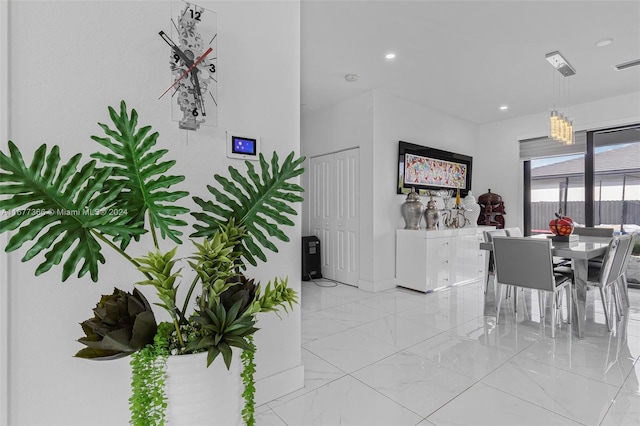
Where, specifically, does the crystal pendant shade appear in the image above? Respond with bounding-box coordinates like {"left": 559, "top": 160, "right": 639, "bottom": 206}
{"left": 549, "top": 109, "right": 574, "bottom": 145}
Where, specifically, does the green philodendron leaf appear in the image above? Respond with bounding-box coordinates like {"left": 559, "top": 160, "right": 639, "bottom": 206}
{"left": 0, "top": 142, "right": 142, "bottom": 281}
{"left": 191, "top": 151, "right": 305, "bottom": 266}
{"left": 90, "top": 101, "right": 189, "bottom": 247}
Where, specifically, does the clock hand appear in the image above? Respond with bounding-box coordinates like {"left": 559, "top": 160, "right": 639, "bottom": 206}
{"left": 190, "top": 70, "right": 206, "bottom": 116}
{"left": 158, "top": 47, "right": 213, "bottom": 100}
{"left": 158, "top": 31, "right": 194, "bottom": 67}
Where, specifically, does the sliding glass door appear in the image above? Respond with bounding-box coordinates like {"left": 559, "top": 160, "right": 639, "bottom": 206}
{"left": 528, "top": 153, "right": 585, "bottom": 234}
{"left": 524, "top": 124, "right": 639, "bottom": 235}
{"left": 591, "top": 131, "right": 640, "bottom": 234}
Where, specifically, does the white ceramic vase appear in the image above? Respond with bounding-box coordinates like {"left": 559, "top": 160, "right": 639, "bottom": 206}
{"left": 164, "top": 351, "right": 243, "bottom": 425}
{"left": 463, "top": 191, "right": 481, "bottom": 227}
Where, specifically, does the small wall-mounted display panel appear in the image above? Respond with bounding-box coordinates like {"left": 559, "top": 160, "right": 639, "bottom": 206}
{"left": 226, "top": 132, "right": 260, "bottom": 161}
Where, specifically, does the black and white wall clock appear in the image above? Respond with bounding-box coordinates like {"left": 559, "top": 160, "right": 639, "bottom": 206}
{"left": 159, "top": 1, "right": 217, "bottom": 130}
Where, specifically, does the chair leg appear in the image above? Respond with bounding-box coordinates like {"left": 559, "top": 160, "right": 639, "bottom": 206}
{"left": 496, "top": 282, "right": 503, "bottom": 323}
{"left": 556, "top": 289, "right": 563, "bottom": 321}
{"left": 621, "top": 272, "right": 630, "bottom": 307}
{"left": 599, "top": 285, "right": 612, "bottom": 332}
{"left": 567, "top": 282, "right": 572, "bottom": 325}
{"left": 538, "top": 290, "right": 545, "bottom": 318}
{"left": 513, "top": 287, "right": 518, "bottom": 313}
{"left": 551, "top": 290, "right": 557, "bottom": 339}
{"left": 613, "top": 281, "right": 623, "bottom": 321}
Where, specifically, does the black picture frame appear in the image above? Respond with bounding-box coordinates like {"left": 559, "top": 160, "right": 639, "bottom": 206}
{"left": 397, "top": 141, "right": 473, "bottom": 196}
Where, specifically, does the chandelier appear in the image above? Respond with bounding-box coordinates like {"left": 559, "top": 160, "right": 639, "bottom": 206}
{"left": 546, "top": 51, "right": 576, "bottom": 145}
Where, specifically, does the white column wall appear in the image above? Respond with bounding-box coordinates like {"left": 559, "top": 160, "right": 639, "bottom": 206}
{"left": 0, "top": 1, "right": 9, "bottom": 425}
{"left": 475, "top": 92, "right": 640, "bottom": 231}
{"left": 3, "top": 1, "right": 301, "bottom": 424}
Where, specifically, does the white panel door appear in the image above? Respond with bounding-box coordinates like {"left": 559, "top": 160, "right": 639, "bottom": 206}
{"left": 309, "top": 156, "right": 334, "bottom": 279}
{"left": 333, "top": 149, "right": 359, "bottom": 285}
{"left": 308, "top": 149, "right": 360, "bottom": 286}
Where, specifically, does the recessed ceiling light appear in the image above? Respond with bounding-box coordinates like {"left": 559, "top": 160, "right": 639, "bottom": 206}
{"left": 385, "top": 53, "right": 396, "bottom": 60}
{"left": 595, "top": 37, "right": 613, "bottom": 47}
{"left": 344, "top": 74, "right": 358, "bottom": 82}
{"left": 499, "top": 105, "right": 509, "bottom": 111}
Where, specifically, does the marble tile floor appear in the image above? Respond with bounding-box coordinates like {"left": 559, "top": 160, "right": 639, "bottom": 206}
{"left": 257, "top": 279, "right": 640, "bottom": 426}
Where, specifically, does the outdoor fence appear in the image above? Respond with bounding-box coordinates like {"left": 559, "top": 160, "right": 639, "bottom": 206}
{"left": 531, "top": 200, "right": 640, "bottom": 231}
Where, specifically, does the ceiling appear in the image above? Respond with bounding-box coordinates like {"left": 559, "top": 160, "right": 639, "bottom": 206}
{"left": 301, "top": 1, "right": 640, "bottom": 125}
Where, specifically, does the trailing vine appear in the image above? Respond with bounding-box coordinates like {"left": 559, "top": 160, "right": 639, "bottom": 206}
{"left": 241, "top": 335, "right": 257, "bottom": 426}
{"left": 129, "top": 322, "right": 172, "bottom": 426}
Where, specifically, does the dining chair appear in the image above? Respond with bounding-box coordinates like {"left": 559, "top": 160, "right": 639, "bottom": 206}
{"left": 573, "top": 226, "right": 615, "bottom": 238}
{"left": 482, "top": 229, "right": 508, "bottom": 295}
{"left": 586, "top": 235, "right": 628, "bottom": 332}
{"left": 555, "top": 226, "right": 614, "bottom": 271}
{"left": 597, "top": 234, "right": 632, "bottom": 321}
{"left": 618, "top": 232, "right": 638, "bottom": 308}
{"left": 492, "top": 236, "right": 572, "bottom": 338}
{"left": 504, "top": 227, "right": 523, "bottom": 237}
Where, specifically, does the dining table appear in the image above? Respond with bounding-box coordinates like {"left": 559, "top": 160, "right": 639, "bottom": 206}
{"left": 480, "top": 234, "right": 612, "bottom": 339}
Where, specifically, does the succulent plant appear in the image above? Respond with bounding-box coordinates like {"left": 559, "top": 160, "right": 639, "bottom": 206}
{"left": 187, "top": 276, "right": 259, "bottom": 368}
{"left": 75, "top": 288, "right": 157, "bottom": 360}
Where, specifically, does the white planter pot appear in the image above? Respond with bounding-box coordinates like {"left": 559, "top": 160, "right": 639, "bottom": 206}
{"left": 165, "top": 351, "right": 243, "bottom": 425}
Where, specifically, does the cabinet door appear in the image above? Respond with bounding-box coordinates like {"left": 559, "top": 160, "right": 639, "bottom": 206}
{"left": 426, "top": 237, "right": 451, "bottom": 290}
{"left": 396, "top": 232, "right": 428, "bottom": 292}
{"left": 459, "top": 232, "right": 481, "bottom": 282}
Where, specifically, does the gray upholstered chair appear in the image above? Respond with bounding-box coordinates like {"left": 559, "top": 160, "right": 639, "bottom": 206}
{"left": 504, "top": 227, "right": 523, "bottom": 237}
{"left": 492, "top": 236, "right": 572, "bottom": 338}
{"left": 482, "top": 229, "right": 508, "bottom": 294}
{"left": 556, "top": 226, "right": 614, "bottom": 270}
{"left": 587, "top": 235, "right": 631, "bottom": 331}
{"left": 573, "top": 226, "right": 615, "bottom": 238}
{"left": 618, "top": 232, "right": 638, "bottom": 308}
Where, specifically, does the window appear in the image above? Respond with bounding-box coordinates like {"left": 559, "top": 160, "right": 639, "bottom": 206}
{"left": 592, "top": 134, "right": 640, "bottom": 234}
{"left": 522, "top": 124, "right": 640, "bottom": 236}
{"left": 529, "top": 153, "right": 585, "bottom": 234}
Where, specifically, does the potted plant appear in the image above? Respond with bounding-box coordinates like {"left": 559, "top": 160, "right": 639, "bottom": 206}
{"left": 0, "top": 101, "right": 305, "bottom": 425}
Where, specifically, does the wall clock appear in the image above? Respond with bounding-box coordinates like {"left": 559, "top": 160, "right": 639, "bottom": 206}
{"left": 159, "top": 1, "right": 217, "bottom": 130}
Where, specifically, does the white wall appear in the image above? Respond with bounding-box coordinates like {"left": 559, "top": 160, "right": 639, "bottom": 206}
{"left": 301, "top": 91, "right": 478, "bottom": 291}
{"left": 371, "top": 92, "right": 478, "bottom": 290}
{"left": 300, "top": 91, "right": 374, "bottom": 286}
{"left": 2, "top": 1, "right": 301, "bottom": 424}
{"left": 0, "top": 1, "right": 9, "bottom": 424}
{"left": 476, "top": 92, "right": 640, "bottom": 231}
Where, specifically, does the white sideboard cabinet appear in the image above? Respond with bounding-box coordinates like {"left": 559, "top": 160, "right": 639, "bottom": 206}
{"left": 395, "top": 227, "right": 494, "bottom": 292}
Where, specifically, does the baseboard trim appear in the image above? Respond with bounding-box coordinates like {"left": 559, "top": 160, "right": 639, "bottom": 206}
{"left": 357, "top": 277, "right": 396, "bottom": 293}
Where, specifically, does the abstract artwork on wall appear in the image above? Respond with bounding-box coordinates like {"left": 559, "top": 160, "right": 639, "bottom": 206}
{"left": 397, "top": 141, "right": 473, "bottom": 195}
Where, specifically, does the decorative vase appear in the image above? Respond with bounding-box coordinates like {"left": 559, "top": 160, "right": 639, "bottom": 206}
{"left": 463, "top": 191, "right": 480, "bottom": 227}
{"left": 165, "top": 351, "right": 243, "bottom": 425}
{"left": 401, "top": 189, "right": 424, "bottom": 230}
{"left": 424, "top": 196, "right": 439, "bottom": 230}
